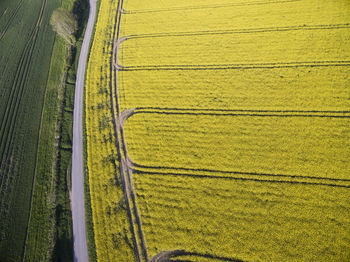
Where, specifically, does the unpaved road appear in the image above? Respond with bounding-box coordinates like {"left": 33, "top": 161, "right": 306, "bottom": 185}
{"left": 71, "top": 0, "right": 97, "bottom": 261}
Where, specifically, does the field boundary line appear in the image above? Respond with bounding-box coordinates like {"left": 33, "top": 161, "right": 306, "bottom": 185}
{"left": 118, "top": 61, "right": 350, "bottom": 71}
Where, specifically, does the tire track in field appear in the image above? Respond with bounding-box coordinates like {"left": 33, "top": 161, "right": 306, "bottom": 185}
{"left": 151, "top": 250, "right": 243, "bottom": 262}
{"left": 131, "top": 161, "right": 350, "bottom": 184}
{"left": 137, "top": 107, "right": 350, "bottom": 114}
{"left": 111, "top": 1, "right": 148, "bottom": 261}
{"left": 110, "top": 2, "right": 141, "bottom": 260}
{"left": 0, "top": 0, "right": 46, "bottom": 169}
{"left": 120, "top": 116, "right": 149, "bottom": 262}
{"left": 122, "top": 0, "right": 300, "bottom": 14}
{"left": 134, "top": 108, "right": 350, "bottom": 118}
{"left": 118, "top": 61, "right": 350, "bottom": 71}
{"left": 125, "top": 23, "right": 350, "bottom": 40}
{"left": 0, "top": 0, "right": 24, "bottom": 41}
{"left": 0, "top": 0, "right": 47, "bottom": 204}
{"left": 132, "top": 169, "right": 350, "bottom": 189}
{"left": 0, "top": 8, "right": 7, "bottom": 20}
{"left": 0, "top": 0, "right": 47, "bottom": 161}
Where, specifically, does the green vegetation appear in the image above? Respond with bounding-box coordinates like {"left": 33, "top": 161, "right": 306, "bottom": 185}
{"left": 0, "top": 0, "right": 89, "bottom": 261}
{"left": 24, "top": 34, "right": 69, "bottom": 262}
{"left": 0, "top": 0, "right": 60, "bottom": 260}
{"left": 24, "top": 0, "right": 90, "bottom": 261}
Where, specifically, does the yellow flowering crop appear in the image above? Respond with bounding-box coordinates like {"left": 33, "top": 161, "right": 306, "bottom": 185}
{"left": 124, "top": 113, "right": 350, "bottom": 181}
{"left": 118, "top": 68, "right": 350, "bottom": 112}
{"left": 85, "top": 0, "right": 134, "bottom": 261}
{"left": 133, "top": 173, "right": 350, "bottom": 261}
{"left": 86, "top": 0, "right": 350, "bottom": 260}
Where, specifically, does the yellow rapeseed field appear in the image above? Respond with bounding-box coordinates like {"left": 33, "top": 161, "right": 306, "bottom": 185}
{"left": 133, "top": 174, "right": 350, "bottom": 261}
{"left": 118, "top": 68, "right": 350, "bottom": 112}
{"left": 120, "top": 29, "right": 350, "bottom": 66}
{"left": 87, "top": 0, "right": 350, "bottom": 260}
{"left": 85, "top": 0, "right": 134, "bottom": 260}
{"left": 121, "top": 0, "right": 350, "bottom": 35}
{"left": 124, "top": 113, "right": 350, "bottom": 180}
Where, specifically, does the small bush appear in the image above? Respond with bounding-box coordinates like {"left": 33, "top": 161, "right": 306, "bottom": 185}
{"left": 50, "top": 8, "right": 78, "bottom": 45}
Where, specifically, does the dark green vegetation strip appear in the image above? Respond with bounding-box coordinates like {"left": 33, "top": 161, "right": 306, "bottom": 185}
{"left": 0, "top": 0, "right": 90, "bottom": 261}
{"left": 0, "top": 0, "right": 60, "bottom": 260}
{"left": 24, "top": 35, "right": 71, "bottom": 262}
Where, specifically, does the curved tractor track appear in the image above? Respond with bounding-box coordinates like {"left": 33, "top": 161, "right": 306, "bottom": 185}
{"left": 110, "top": 0, "right": 148, "bottom": 261}
{"left": 150, "top": 250, "right": 243, "bottom": 262}
{"left": 112, "top": 1, "right": 250, "bottom": 261}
